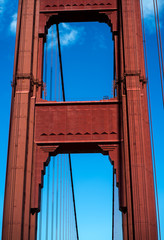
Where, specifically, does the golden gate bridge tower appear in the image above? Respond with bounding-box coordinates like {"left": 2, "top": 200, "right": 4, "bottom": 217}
{"left": 2, "top": 0, "right": 159, "bottom": 239}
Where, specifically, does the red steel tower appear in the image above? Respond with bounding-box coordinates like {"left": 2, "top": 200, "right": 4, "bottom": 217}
{"left": 2, "top": 0, "right": 158, "bottom": 239}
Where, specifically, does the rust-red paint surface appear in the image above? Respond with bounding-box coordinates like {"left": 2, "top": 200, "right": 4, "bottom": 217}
{"left": 32, "top": 99, "right": 120, "bottom": 210}
{"left": 35, "top": 99, "right": 119, "bottom": 145}
{"left": 2, "top": 0, "right": 158, "bottom": 239}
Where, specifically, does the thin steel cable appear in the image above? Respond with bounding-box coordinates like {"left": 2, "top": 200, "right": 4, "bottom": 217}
{"left": 68, "top": 164, "right": 70, "bottom": 240}
{"left": 155, "top": 0, "right": 164, "bottom": 79}
{"left": 39, "top": 188, "right": 43, "bottom": 240}
{"left": 51, "top": 157, "right": 55, "bottom": 240}
{"left": 69, "top": 181, "right": 71, "bottom": 240}
{"left": 56, "top": 23, "right": 65, "bottom": 101}
{"left": 70, "top": 195, "right": 72, "bottom": 240}
{"left": 59, "top": 73, "right": 61, "bottom": 101}
{"left": 56, "top": 156, "right": 59, "bottom": 240}
{"left": 68, "top": 155, "right": 79, "bottom": 240}
{"left": 56, "top": 23, "right": 79, "bottom": 240}
{"left": 55, "top": 31, "right": 58, "bottom": 101}
{"left": 65, "top": 157, "right": 68, "bottom": 240}
{"left": 147, "top": 82, "right": 161, "bottom": 240}
{"left": 50, "top": 26, "right": 54, "bottom": 101}
{"left": 39, "top": 36, "right": 48, "bottom": 240}
{"left": 68, "top": 154, "right": 79, "bottom": 240}
{"left": 63, "top": 155, "right": 66, "bottom": 240}
{"left": 46, "top": 162, "right": 50, "bottom": 240}
{"left": 69, "top": 171, "right": 73, "bottom": 240}
{"left": 44, "top": 37, "right": 48, "bottom": 99}
{"left": 112, "top": 166, "right": 114, "bottom": 240}
{"left": 59, "top": 155, "right": 63, "bottom": 240}
{"left": 153, "top": 0, "right": 164, "bottom": 106}
{"left": 141, "top": 1, "right": 161, "bottom": 238}
{"left": 45, "top": 33, "right": 50, "bottom": 239}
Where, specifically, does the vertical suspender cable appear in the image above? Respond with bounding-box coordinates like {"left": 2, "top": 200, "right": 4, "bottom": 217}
{"left": 65, "top": 157, "right": 68, "bottom": 240}
{"left": 63, "top": 155, "right": 66, "bottom": 240}
{"left": 56, "top": 24, "right": 65, "bottom": 101}
{"left": 56, "top": 156, "right": 59, "bottom": 240}
{"left": 44, "top": 37, "right": 48, "bottom": 99}
{"left": 140, "top": 1, "right": 161, "bottom": 239}
{"left": 68, "top": 162, "right": 70, "bottom": 240}
{"left": 45, "top": 32, "right": 50, "bottom": 239}
{"left": 153, "top": 0, "right": 164, "bottom": 106}
{"left": 39, "top": 190, "right": 42, "bottom": 240}
{"left": 112, "top": 166, "right": 114, "bottom": 240}
{"left": 59, "top": 73, "right": 61, "bottom": 101}
{"left": 59, "top": 155, "right": 63, "bottom": 240}
{"left": 55, "top": 36, "right": 58, "bottom": 101}
{"left": 155, "top": 0, "right": 164, "bottom": 78}
{"left": 147, "top": 75, "right": 162, "bottom": 240}
{"left": 38, "top": 35, "right": 48, "bottom": 240}
{"left": 46, "top": 161, "right": 50, "bottom": 240}
{"left": 51, "top": 157, "right": 55, "bottom": 240}
{"left": 56, "top": 23, "right": 79, "bottom": 240}
{"left": 50, "top": 26, "right": 54, "bottom": 101}
{"left": 50, "top": 28, "right": 54, "bottom": 239}
{"left": 68, "top": 154, "right": 79, "bottom": 240}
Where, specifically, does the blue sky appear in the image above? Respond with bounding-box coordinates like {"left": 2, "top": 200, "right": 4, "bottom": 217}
{"left": 0, "top": 0, "right": 164, "bottom": 239}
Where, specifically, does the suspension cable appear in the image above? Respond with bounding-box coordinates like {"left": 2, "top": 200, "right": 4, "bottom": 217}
{"left": 51, "top": 157, "right": 55, "bottom": 240}
{"left": 147, "top": 78, "right": 161, "bottom": 240}
{"left": 112, "top": 166, "right": 114, "bottom": 240}
{"left": 39, "top": 188, "right": 43, "bottom": 240}
{"left": 56, "top": 24, "right": 65, "bottom": 101}
{"left": 46, "top": 162, "right": 50, "bottom": 239}
{"left": 155, "top": 0, "right": 164, "bottom": 78}
{"left": 50, "top": 25, "right": 54, "bottom": 101}
{"left": 59, "top": 155, "right": 63, "bottom": 240}
{"left": 56, "top": 23, "right": 79, "bottom": 240}
{"left": 140, "top": 1, "right": 161, "bottom": 238}
{"left": 38, "top": 24, "right": 79, "bottom": 240}
{"left": 68, "top": 154, "right": 79, "bottom": 240}
{"left": 63, "top": 155, "right": 65, "bottom": 240}
{"left": 55, "top": 35, "right": 58, "bottom": 101}
{"left": 45, "top": 31, "right": 50, "bottom": 238}
{"left": 56, "top": 156, "right": 59, "bottom": 240}
{"left": 153, "top": 0, "right": 164, "bottom": 106}
{"left": 44, "top": 37, "right": 48, "bottom": 99}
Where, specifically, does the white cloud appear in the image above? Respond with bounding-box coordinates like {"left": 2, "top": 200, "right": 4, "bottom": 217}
{"left": 142, "top": 0, "right": 164, "bottom": 18}
{"left": 47, "top": 23, "right": 84, "bottom": 48}
{"left": 141, "top": 0, "right": 164, "bottom": 32}
{"left": 59, "top": 23, "right": 84, "bottom": 47}
{"left": 60, "top": 24, "right": 79, "bottom": 46}
{"left": 0, "top": 0, "right": 5, "bottom": 15}
{"left": 10, "top": 13, "right": 17, "bottom": 34}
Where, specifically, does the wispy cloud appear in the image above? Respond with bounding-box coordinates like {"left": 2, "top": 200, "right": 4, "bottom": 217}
{"left": 47, "top": 23, "right": 85, "bottom": 48}
{"left": 0, "top": 0, "right": 17, "bottom": 33}
{"left": 141, "top": 0, "right": 164, "bottom": 32}
{"left": 0, "top": 0, "right": 5, "bottom": 15}
{"left": 142, "top": 0, "right": 164, "bottom": 18}
{"left": 60, "top": 23, "right": 80, "bottom": 46}
{"left": 9, "top": 12, "right": 17, "bottom": 34}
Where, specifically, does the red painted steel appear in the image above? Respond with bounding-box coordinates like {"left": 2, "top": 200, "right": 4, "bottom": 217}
{"left": 32, "top": 99, "right": 120, "bottom": 210}
{"left": 2, "top": 0, "right": 158, "bottom": 239}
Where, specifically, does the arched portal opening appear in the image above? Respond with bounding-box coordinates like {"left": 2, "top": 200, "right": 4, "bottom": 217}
{"left": 42, "top": 22, "right": 114, "bottom": 102}
{"left": 37, "top": 21, "right": 122, "bottom": 240}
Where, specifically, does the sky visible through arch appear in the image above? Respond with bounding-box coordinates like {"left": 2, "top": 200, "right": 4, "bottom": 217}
{"left": 0, "top": 0, "right": 164, "bottom": 239}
